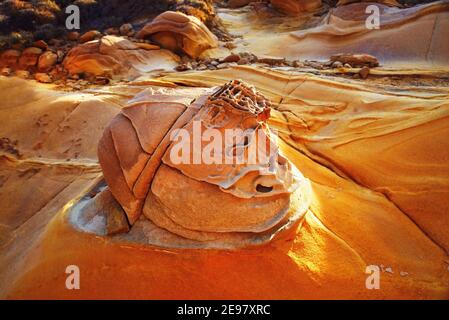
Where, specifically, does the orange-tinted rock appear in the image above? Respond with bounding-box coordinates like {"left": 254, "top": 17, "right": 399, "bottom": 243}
{"left": 63, "top": 35, "right": 180, "bottom": 79}
{"left": 270, "top": 0, "right": 322, "bottom": 15}
{"left": 96, "top": 80, "right": 310, "bottom": 248}
{"left": 15, "top": 70, "right": 30, "bottom": 79}
{"left": 135, "top": 42, "right": 160, "bottom": 50}
{"left": 32, "top": 40, "right": 48, "bottom": 51}
{"left": 0, "top": 67, "right": 12, "bottom": 76}
{"left": 18, "top": 47, "right": 42, "bottom": 69}
{"left": 0, "top": 74, "right": 448, "bottom": 298}
{"left": 0, "top": 50, "right": 21, "bottom": 68}
{"left": 34, "top": 72, "right": 52, "bottom": 83}
{"left": 330, "top": 53, "right": 379, "bottom": 67}
{"left": 79, "top": 30, "right": 102, "bottom": 43}
{"left": 67, "top": 31, "right": 80, "bottom": 41}
{"left": 136, "top": 11, "right": 218, "bottom": 58}
{"left": 37, "top": 51, "right": 58, "bottom": 72}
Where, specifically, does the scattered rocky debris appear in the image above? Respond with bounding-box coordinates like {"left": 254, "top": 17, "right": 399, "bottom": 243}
{"left": 0, "top": 137, "right": 21, "bottom": 158}
{"left": 359, "top": 66, "right": 371, "bottom": 79}
{"left": 34, "top": 72, "right": 52, "bottom": 83}
{"left": 330, "top": 53, "right": 380, "bottom": 68}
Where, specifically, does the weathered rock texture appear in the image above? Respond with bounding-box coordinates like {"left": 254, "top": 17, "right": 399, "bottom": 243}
{"left": 96, "top": 79, "right": 310, "bottom": 247}
{"left": 270, "top": 0, "right": 323, "bottom": 15}
{"left": 63, "top": 35, "right": 180, "bottom": 79}
{"left": 0, "top": 72, "right": 448, "bottom": 298}
{"left": 136, "top": 11, "right": 218, "bottom": 58}
{"left": 221, "top": 1, "right": 449, "bottom": 66}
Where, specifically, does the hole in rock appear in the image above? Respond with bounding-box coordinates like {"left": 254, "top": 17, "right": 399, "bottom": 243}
{"left": 256, "top": 184, "right": 273, "bottom": 193}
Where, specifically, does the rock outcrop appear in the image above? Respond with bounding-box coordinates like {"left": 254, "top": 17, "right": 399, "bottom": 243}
{"left": 136, "top": 11, "right": 218, "bottom": 58}
{"left": 96, "top": 80, "right": 311, "bottom": 248}
{"left": 63, "top": 35, "right": 180, "bottom": 79}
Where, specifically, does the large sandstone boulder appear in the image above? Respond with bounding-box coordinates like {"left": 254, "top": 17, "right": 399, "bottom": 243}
{"left": 63, "top": 35, "right": 180, "bottom": 79}
{"left": 95, "top": 80, "right": 311, "bottom": 248}
{"left": 136, "top": 11, "right": 218, "bottom": 58}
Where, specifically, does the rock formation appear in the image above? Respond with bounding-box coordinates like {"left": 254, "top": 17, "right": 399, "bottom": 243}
{"left": 95, "top": 79, "right": 311, "bottom": 248}
{"left": 270, "top": 0, "right": 323, "bottom": 15}
{"left": 63, "top": 35, "right": 180, "bottom": 79}
{"left": 136, "top": 11, "right": 218, "bottom": 58}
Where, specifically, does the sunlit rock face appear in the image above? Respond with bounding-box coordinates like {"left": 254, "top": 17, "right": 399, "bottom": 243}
{"left": 270, "top": 0, "right": 322, "bottom": 15}
{"left": 96, "top": 80, "right": 311, "bottom": 248}
{"left": 136, "top": 11, "right": 218, "bottom": 58}
{"left": 63, "top": 35, "right": 180, "bottom": 79}
{"left": 222, "top": 1, "right": 449, "bottom": 66}
{"left": 290, "top": 1, "right": 449, "bottom": 65}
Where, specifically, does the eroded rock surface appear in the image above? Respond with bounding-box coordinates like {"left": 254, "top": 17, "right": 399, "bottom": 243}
{"left": 136, "top": 11, "right": 218, "bottom": 58}
{"left": 95, "top": 79, "right": 311, "bottom": 247}
{"left": 63, "top": 35, "right": 180, "bottom": 79}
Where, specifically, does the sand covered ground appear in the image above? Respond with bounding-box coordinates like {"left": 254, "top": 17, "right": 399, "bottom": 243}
{"left": 0, "top": 1, "right": 448, "bottom": 299}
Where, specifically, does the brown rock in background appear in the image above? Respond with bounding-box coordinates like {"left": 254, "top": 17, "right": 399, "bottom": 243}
{"left": 330, "top": 53, "right": 379, "bottom": 68}
{"left": 0, "top": 50, "right": 21, "bottom": 68}
{"left": 136, "top": 11, "right": 218, "bottom": 58}
{"left": 79, "top": 30, "right": 102, "bottom": 43}
{"left": 18, "top": 47, "right": 43, "bottom": 69}
{"left": 37, "top": 51, "right": 58, "bottom": 72}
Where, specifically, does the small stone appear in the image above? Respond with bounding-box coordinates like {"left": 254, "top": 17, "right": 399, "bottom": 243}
{"left": 221, "top": 53, "right": 240, "bottom": 63}
{"left": 175, "top": 63, "right": 192, "bottom": 72}
{"left": 210, "top": 60, "right": 219, "bottom": 66}
{"left": 48, "top": 38, "right": 63, "bottom": 47}
{"left": 37, "top": 51, "right": 58, "bottom": 72}
{"left": 1, "top": 49, "right": 21, "bottom": 67}
{"left": 105, "top": 27, "right": 119, "bottom": 35}
{"left": 344, "top": 63, "right": 352, "bottom": 68}
{"left": 34, "top": 73, "right": 52, "bottom": 83}
{"left": 67, "top": 31, "right": 80, "bottom": 41}
{"left": 293, "top": 60, "right": 304, "bottom": 68}
{"left": 94, "top": 77, "right": 110, "bottom": 85}
{"left": 332, "top": 61, "right": 343, "bottom": 68}
{"left": 119, "top": 23, "right": 134, "bottom": 36}
{"left": 1, "top": 67, "right": 12, "bottom": 76}
{"left": 258, "top": 55, "right": 285, "bottom": 66}
{"left": 79, "top": 30, "right": 102, "bottom": 43}
{"left": 359, "top": 66, "right": 370, "bottom": 79}
{"left": 56, "top": 50, "right": 65, "bottom": 63}
{"left": 330, "top": 53, "right": 379, "bottom": 68}
{"left": 305, "top": 61, "right": 323, "bottom": 70}
{"left": 18, "top": 47, "right": 43, "bottom": 68}
{"left": 15, "top": 70, "right": 30, "bottom": 79}
{"left": 237, "top": 57, "right": 249, "bottom": 65}
{"left": 216, "top": 62, "right": 237, "bottom": 69}
{"left": 32, "top": 40, "right": 48, "bottom": 51}
{"left": 196, "top": 64, "right": 207, "bottom": 71}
